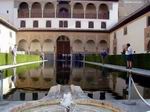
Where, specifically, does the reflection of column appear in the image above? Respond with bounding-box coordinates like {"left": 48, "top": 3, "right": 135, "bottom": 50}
{"left": 53, "top": 46, "right": 56, "bottom": 78}
{"left": 70, "top": 46, "right": 73, "bottom": 69}
{"left": 0, "top": 71, "right": 3, "bottom": 101}
{"left": 13, "top": 68, "right": 17, "bottom": 83}
{"left": 83, "top": 47, "right": 86, "bottom": 67}
{"left": 28, "top": 46, "right": 30, "bottom": 54}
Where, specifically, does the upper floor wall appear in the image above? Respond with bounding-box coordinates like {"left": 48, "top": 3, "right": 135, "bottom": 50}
{"left": 0, "top": 0, "right": 119, "bottom": 30}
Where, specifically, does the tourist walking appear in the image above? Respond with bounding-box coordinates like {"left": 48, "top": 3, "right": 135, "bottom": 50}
{"left": 12, "top": 44, "right": 17, "bottom": 64}
{"left": 125, "top": 43, "right": 133, "bottom": 69}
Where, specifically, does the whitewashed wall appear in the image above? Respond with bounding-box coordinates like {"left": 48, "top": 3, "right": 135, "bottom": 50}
{"left": 0, "top": 24, "right": 16, "bottom": 53}
{"left": 110, "top": 15, "right": 147, "bottom": 54}
{"left": 0, "top": 0, "right": 14, "bottom": 24}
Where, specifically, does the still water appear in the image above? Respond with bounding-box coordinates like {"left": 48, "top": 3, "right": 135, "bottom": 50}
{"left": 2, "top": 61, "right": 150, "bottom": 101}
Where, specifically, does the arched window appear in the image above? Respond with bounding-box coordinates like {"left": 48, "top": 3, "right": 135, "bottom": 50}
{"left": 99, "top": 4, "right": 109, "bottom": 19}
{"left": 18, "top": 2, "right": 29, "bottom": 18}
{"left": 86, "top": 3, "right": 96, "bottom": 19}
{"left": 43, "top": 2, "right": 54, "bottom": 18}
{"left": 31, "top": 2, "right": 42, "bottom": 18}
{"left": 18, "top": 39, "right": 28, "bottom": 52}
{"left": 73, "top": 3, "right": 84, "bottom": 18}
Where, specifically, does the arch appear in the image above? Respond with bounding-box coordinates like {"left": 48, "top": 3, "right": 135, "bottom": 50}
{"left": 18, "top": 2, "right": 29, "bottom": 18}
{"left": 30, "top": 39, "right": 41, "bottom": 54}
{"left": 98, "top": 40, "right": 108, "bottom": 51}
{"left": 86, "top": 40, "right": 95, "bottom": 53}
{"left": 73, "top": 3, "right": 84, "bottom": 18}
{"left": 86, "top": 3, "right": 96, "bottom": 19}
{"left": 43, "top": 39, "right": 53, "bottom": 52}
{"left": 57, "top": 35, "right": 70, "bottom": 60}
{"left": 99, "top": 4, "right": 109, "bottom": 19}
{"left": 31, "top": 2, "right": 42, "bottom": 18}
{"left": 57, "top": 2, "right": 71, "bottom": 18}
{"left": 147, "top": 40, "right": 150, "bottom": 52}
{"left": 18, "top": 39, "right": 28, "bottom": 52}
{"left": 73, "top": 39, "right": 83, "bottom": 52}
{"left": 43, "top": 2, "right": 54, "bottom": 18}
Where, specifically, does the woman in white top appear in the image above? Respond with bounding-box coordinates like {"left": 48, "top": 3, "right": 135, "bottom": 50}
{"left": 126, "top": 43, "right": 133, "bottom": 69}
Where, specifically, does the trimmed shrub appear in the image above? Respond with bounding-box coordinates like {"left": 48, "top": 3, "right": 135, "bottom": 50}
{"left": 86, "top": 53, "right": 150, "bottom": 70}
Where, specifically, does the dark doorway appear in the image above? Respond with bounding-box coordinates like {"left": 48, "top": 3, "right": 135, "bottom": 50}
{"left": 56, "top": 35, "right": 70, "bottom": 61}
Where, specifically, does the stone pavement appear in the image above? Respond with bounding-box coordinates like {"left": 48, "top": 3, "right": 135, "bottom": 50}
{"left": 0, "top": 60, "right": 47, "bottom": 71}
{"left": 84, "top": 61, "right": 150, "bottom": 77}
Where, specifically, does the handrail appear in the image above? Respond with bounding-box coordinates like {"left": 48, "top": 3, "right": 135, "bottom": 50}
{"left": 0, "top": 60, "right": 47, "bottom": 71}
{"left": 131, "top": 77, "right": 150, "bottom": 107}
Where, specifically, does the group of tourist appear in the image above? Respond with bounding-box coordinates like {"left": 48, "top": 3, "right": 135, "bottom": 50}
{"left": 100, "top": 43, "right": 133, "bottom": 69}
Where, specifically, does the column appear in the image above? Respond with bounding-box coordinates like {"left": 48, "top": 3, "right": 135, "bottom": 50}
{"left": 70, "top": 2, "right": 73, "bottom": 18}
{"left": 41, "top": 3, "right": 45, "bottom": 18}
{"left": 29, "top": 4, "right": 32, "bottom": 18}
{"left": 83, "top": 3, "right": 87, "bottom": 19}
{"left": 96, "top": 4, "right": 99, "bottom": 19}
{"left": 54, "top": 2, "right": 57, "bottom": 18}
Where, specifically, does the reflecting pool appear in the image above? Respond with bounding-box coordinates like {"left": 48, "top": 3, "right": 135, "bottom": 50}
{"left": 2, "top": 60, "right": 150, "bottom": 101}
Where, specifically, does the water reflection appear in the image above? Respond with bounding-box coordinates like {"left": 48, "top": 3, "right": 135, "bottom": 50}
{"left": 2, "top": 61, "right": 150, "bottom": 101}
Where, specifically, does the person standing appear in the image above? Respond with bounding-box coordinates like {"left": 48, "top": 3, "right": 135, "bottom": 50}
{"left": 12, "top": 44, "right": 17, "bottom": 64}
{"left": 125, "top": 43, "right": 133, "bottom": 69}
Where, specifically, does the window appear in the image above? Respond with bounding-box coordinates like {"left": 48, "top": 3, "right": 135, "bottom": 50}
{"left": 33, "top": 21, "right": 38, "bottom": 28}
{"left": 88, "top": 21, "right": 94, "bottom": 28}
{"left": 124, "top": 26, "right": 127, "bottom": 35}
{"left": 32, "top": 93, "right": 38, "bottom": 100}
{"left": 9, "top": 32, "right": 12, "bottom": 38}
{"left": 64, "top": 21, "right": 68, "bottom": 27}
{"left": 59, "top": 21, "right": 63, "bottom": 27}
{"left": 20, "top": 20, "right": 26, "bottom": 28}
{"left": 20, "top": 93, "right": 25, "bottom": 101}
{"left": 46, "top": 21, "right": 51, "bottom": 28}
{"left": 76, "top": 21, "right": 81, "bottom": 28}
{"left": 101, "top": 22, "right": 106, "bottom": 29}
{"left": 59, "top": 21, "right": 68, "bottom": 28}
{"left": 147, "top": 16, "right": 150, "bottom": 27}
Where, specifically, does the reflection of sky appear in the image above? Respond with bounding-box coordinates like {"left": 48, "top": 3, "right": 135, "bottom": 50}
{"left": 3, "top": 76, "right": 15, "bottom": 94}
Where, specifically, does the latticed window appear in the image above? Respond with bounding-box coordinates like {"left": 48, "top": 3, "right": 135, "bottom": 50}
{"left": 46, "top": 21, "right": 51, "bottom": 27}
{"left": 76, "top": 21, "right": 81, "bottom": 28}
{"left": 59, "top": 21, "right": 68, "bottom": 28}
{"left": 101, "top": 22, "right": 106, "bottom": 29}
{"left": 124, "top": 26, "right": 127, "bottom": 35}
{"left": 20, "top": 20, "right": 26, "bottom": 28}
{"left": 88, "top": 21, "right": 94, "bottom": 28}
{"left": 59, "top": 21, "right": 63, "bottom": 27}
{"left": 64, "top": 21, "right": 68, "bottom": 27}
{"left": 33, "top": 20, "right": 38, "bottom": 27}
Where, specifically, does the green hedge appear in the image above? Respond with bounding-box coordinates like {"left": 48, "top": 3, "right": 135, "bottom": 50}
{"left": 0, "top": 53, "right": 41, "bottom": 65}
{"left": 86, "top": 53, "right": 150, "bottom": 70}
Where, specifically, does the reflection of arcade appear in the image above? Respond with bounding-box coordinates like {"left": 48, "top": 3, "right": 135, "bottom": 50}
{"left": 56, "top": 61, "right": 70, "bottom": 85}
